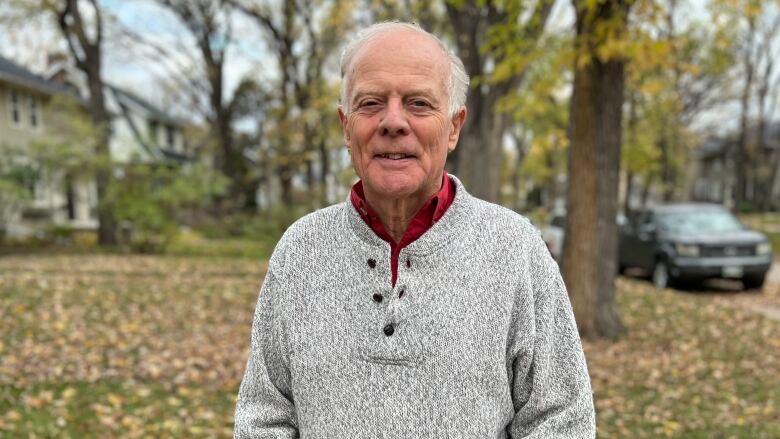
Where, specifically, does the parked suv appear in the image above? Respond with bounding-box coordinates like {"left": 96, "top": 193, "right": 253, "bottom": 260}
{"left": 618, "top": 203, "right": 773, "bottom": 289}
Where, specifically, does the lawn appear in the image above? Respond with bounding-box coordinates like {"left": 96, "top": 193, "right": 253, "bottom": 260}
{"left": 0, "top": 254, "right": 778, "bottom": 438}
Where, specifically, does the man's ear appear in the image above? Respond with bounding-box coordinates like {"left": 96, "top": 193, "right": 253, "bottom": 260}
{"left": 338, "top": 106, "right": 351, "bottom": 147}
{"left": 447, "top": 106, "right": 467, "bottom": 152}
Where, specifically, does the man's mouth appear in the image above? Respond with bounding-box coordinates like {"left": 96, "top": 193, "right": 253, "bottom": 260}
{"left": 376, "top": 153, "right": 415, "bottom": 160}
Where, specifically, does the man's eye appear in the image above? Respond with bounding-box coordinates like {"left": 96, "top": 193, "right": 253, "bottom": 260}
{"left": 359, "top": 100, "right": 380, "bottom": 108}
{"left": 410, "top": 100, "right": 431, "bottom": 108}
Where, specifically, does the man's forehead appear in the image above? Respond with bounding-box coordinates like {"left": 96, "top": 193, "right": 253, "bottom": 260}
{"left": 351, "top": 86, "right": 440, "bottom": 99}
{"left": 349, "top": 29, "right": 448, "bottom": 72}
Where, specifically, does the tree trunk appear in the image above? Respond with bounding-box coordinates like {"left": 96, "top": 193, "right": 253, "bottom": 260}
{"left": 304, "top": 159, "right": 315, "bottom": 202}
{"left": 640, "top": 174, "right": 654, "bottom": 208}
{"left": 512, "top": 135, "right": 528, "bottom": 211}
{"left": 85, "top": 64, "right": 118, "bottom": 246}
{"left": 624, "top": 171, "right": 633, "bottom": 214}
{"left": 454, "top": 114, "right": 506, "bottom": 202}
{"left": 278, "top": 164, "right": 294, "bottom": 206}
{"left": 735, "top": 34, "right": 755, "bottom": 210}
{"left": 764, "top": 148, "right": 780, "bottom": 211}
{"left": 659, "top": 134, "right": 675, "bottom": 202}
{"left": 57, "top": 0, "right": 117, "bottom": 246}
{"left": 206, "top": 46, "right": 246, "bottom": 209}
{"left": 624, "top": 90, "right": 637, "bottom": 214}
{"left": 563, "top": 0, "right": 627, "bottom": 340}
{"left": 318, "top": 139, "right": 329, "bottom": 206}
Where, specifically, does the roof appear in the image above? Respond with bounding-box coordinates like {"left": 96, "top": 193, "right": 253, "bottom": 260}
{"left": 106, "top": 84, "right": 184, "bottom": 127}
{"left": 107, "top": 85, "right": 192, "bottom": 163}
{"left": 0, "top": 55, "right": 72, "bottom": 96}
{"left": 698, "top": 122, "right": 780, "bottom": 159}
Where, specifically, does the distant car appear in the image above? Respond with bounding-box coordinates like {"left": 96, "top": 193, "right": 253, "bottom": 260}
{"left": 618, "top": 203, "right": 773, "bottom": 290}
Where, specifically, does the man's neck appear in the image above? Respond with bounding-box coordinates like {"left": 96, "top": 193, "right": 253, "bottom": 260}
{"left": 363, "top": 194, "right": 427, "bottom": 243}
{"left": 364, "top": 175, "right": 445, "bottom": 243}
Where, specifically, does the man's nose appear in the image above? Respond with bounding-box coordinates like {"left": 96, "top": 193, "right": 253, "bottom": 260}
{"left": 378, "top": 99, "right": 410, "bottom": 137}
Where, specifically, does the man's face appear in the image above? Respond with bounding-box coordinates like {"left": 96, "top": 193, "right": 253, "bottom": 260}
{"left": 338, "top": 30, "right": 466, "bottom": 203}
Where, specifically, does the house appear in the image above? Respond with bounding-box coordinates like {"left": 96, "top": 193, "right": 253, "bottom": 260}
{"left": 693, "top": 123, "right": 780, "bottom": 209}
{"left": 0, "top": 54, "right": 191, "bottom": 238}
{"left": 0, "top": 55, "right": 94, "bottom": 236}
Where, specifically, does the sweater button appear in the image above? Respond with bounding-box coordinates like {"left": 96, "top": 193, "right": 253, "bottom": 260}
{"left": 372, "top": 293, "right": 383, "bottom": 303}
{"left": 383, "top": 324, "right": 394, "bottom": 336}
{"left": 367, "top": 258, "right": 376, "bottom": 268}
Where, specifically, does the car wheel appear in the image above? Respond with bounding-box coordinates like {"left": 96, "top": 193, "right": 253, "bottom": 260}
{"left": 652, "top": 259, "right": 674, "bottom": 289}
{"left": 742, "top": 274, "right": 766, "bottom": 290}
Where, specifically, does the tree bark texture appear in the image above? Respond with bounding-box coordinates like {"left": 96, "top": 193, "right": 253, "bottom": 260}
{"left": 562, "top": 0, "right": 628, "bottom": 339}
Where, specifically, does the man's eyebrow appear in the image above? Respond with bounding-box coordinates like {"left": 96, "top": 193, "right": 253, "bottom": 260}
{"left": 351, "top": 90, "right": 381, "bottom": 104}
{"left": 351, "top": 89, "right": 440, "bottom": 104}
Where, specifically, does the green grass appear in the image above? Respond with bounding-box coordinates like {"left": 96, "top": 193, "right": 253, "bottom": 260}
{"left": 165, "top": 234, "right": 274, "bottom": 259}
{"left": 1, "top": 252, "right": 778, "bottom": 437}
{"left": 1, "top": 228, "right": 276, "bottom": 260}
{"left": 0, "top": 381, "right": 235, "bottom": 438}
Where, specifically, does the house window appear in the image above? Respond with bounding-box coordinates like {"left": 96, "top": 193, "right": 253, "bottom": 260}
{"left": 166, "top": 125, "right": 175, "bottom": 148}
{"left": 29, "top": 96, "right": 41, "bottom": 128}
{"left": 9, "top": 90, "right": 21, "bottom": 126}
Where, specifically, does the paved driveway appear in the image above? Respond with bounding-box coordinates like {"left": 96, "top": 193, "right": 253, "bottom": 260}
{"left": 719, "top": 257, "right": 780, "bottom": 321}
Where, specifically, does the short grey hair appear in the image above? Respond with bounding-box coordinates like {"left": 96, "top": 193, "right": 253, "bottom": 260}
{"left": 339, "top": 21, "right": 469, "bottom": 118}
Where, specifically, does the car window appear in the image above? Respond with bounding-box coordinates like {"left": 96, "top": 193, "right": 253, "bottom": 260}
{"left": 657, "top": 211, "right": 744, "bottom": 234}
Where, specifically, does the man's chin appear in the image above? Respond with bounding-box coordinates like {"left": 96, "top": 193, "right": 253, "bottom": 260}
{"left": 365, "top": 179, "right": 422, "bottom": 201}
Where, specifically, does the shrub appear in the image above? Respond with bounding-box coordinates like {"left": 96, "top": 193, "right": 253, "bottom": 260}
{"left": 107, "top": 163, "right": 228, "bottom": 253}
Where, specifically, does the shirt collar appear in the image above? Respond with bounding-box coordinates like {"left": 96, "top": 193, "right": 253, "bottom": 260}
{"left": 350, "top": 172, "right": 451, "bottom": 234}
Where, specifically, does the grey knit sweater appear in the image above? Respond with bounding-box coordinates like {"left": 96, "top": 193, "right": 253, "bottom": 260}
{"left": 234, "top": 176, "right": 595, "bottom": 438}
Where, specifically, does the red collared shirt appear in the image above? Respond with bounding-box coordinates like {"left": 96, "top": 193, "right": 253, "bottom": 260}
{"left": 350, "top": 173, "right": 456, "bottom": 286}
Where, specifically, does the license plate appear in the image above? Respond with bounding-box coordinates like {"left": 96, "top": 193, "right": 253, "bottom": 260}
{"left": 722, "top": 266, "right": 743, "bottom": 278}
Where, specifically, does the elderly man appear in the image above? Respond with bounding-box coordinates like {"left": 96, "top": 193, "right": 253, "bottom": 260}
{"left": 234, "top": 22, "right": 595, "bottom": 438}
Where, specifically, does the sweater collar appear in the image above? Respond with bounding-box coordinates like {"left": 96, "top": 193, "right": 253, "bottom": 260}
{"left": 345, "top": 174, "right": 474, "bottom": 256}
{"left": 349, "top": 172, "right": 452, "bottom": 244}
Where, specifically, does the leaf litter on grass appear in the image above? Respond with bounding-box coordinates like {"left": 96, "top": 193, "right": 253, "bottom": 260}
{"left": 1, "top": 254, "right": 778, "bottom": 437}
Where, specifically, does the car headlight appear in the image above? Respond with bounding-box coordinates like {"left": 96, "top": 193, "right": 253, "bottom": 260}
{"left": 756, "top": 242, "right": 772, "bottom": 255}
{"left": 675, "top": 243, "right": 700, "bottom": 257}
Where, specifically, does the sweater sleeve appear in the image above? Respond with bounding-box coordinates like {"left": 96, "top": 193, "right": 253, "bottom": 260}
{"left": 234, "top": 266, "right": 298, "bottom": 438}
{"left": 507, "top": 232, "right": 596, "bottom": 438}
